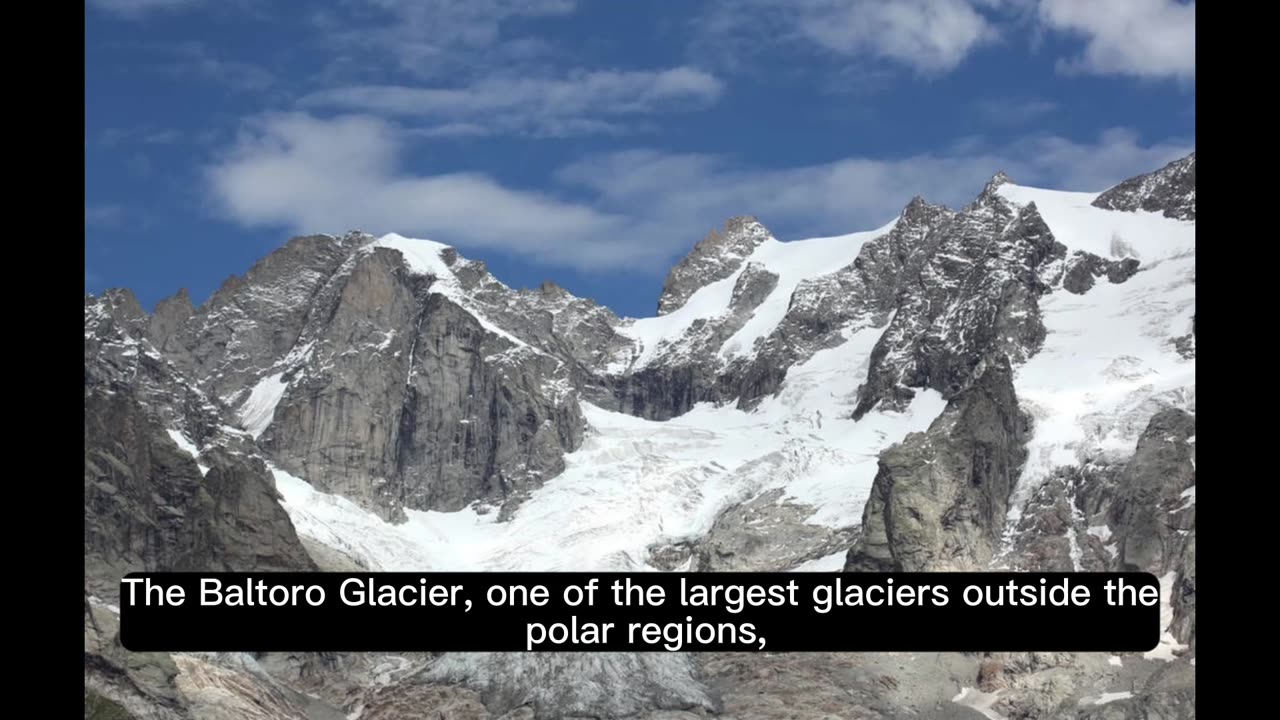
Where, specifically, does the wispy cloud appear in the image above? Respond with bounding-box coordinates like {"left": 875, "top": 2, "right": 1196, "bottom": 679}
{"left": 87, "top": 0, "right": 199, "bottom": 19}
{"left": 98, "top": 126, "right": 184, "bottom": 147}
{"left": 316, "top": 0, "right": 577, "bottom": 80}
{"left": 699, "top": 0, "right": 1193, "bottom": 85}
{"left": 163, "top": 42, "right": 275, "bottom": 91}
{"left": 85, "top": 204, "right": 127, "bottom": 229}
{"left": 701, "top": 0, "right": 1000, "bottom": 75}
{"left": 206, "top": 112, "right": 1190, "bottom": 275}
{"left": 300, "top": 67, "right": 724, "bottom": 137}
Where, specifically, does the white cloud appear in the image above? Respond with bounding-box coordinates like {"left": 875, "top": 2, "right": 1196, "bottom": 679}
{"left": 323, "top": 0, "right": 577, "bottom": 78}
{"left": 206, "top": 113, "right": 642, "bottom": 268}
{"left": 1038, "top": 0, "right": 1194, "bottom": 79}
{"left": 88, "top": 0, "right": 197, "bottom": 17}
{"left": 703, "top": 0, "right": 999, "bottom": 74}
{"left": 1008, "top": 127, "right": 1190, "bottom": 190}
{"left": 208, "top": 113, "right": 1190, "bottom": 276}
{"left": 300, "top": 68, "right": 723, "bottom": 136}
{"left": 701, "top": 0, "right": 1193, "bottom": 83}
{"left": 800, "top": 0, "right": 997, "bottom": 72}
{"left": 557, "top": 130, "right": 1188, "bottom": 242}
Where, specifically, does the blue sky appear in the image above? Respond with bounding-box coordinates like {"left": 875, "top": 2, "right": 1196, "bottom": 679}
{"left": 85, "top": 0, "right": 1195, "bottom": 318}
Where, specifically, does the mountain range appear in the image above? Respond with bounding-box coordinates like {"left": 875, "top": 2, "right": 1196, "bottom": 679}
{"left": 85, "top": 152, "right": 1196, "bottom": 720}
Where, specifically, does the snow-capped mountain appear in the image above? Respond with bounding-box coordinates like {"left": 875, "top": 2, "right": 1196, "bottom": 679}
{"left": 85, "top": 153, "right": 1195, "bottom": 719}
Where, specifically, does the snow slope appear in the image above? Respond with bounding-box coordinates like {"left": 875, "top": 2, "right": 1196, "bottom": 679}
{"left": 719, "top": 222, "right": 896, "bottom": 360}
{"left": 997, "top": 184, "right": 1194, "bottom": 262}
{"left": 997, "top": 184, "right": 1195, "bottom": 524}
{"left": 375, "top": 233, "right": 532, "bottom": 349}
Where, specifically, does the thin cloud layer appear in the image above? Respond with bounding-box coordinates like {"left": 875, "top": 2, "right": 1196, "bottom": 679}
{"left": 700, "top": 0, "right": 1193, "bottom": 81}
{"left": 701, "top": 0, "right": 999, "bottom": 75}
{"left": 300, "top": 68, "right": 724, "bottom": 137}
{"left": 88, "top": 0, "right": 198, "bottom": 17}
{"left": 208, "top": 113, "right": 1190, "bottom": 274}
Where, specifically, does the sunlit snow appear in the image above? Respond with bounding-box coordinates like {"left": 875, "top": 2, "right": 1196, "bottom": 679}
{"left": 166, "top": 429, "right": 210, "bottom": 476}
{"left": 612, "top": 220, "right": 897, "bottom": 369}
{"left": 1000, "top": 184, "right": 1195, "bottom": 525}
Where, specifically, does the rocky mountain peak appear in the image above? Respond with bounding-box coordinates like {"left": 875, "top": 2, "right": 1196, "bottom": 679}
{"left": 1092, "top": 151, "right": 1196, "bottom": 220}
{"left": 538, "top": 279, "right": 568, "bottom": 298}
{"left": 85, "top": 288, "right": 147, "bottom": 338}
{"left": 899, "top": 195, "right": 950, "bottom": 227}
{"left": 656, "top": 215, "right": 773, "bottom": 315}
{"left": 983, "top": 170, "right": 1013, "bottom": 194}
{"left": 148, "top": 287, "right": 195, "bottom": 353}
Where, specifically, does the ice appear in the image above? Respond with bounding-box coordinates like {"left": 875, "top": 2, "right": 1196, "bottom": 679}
{"left": 952, "top": 687, "right": 1007, "bottom": 720}
{"left": 238, "top": 372, "right": 288, "bottom": 439}
{"left": 1089, "top": 691, "right": 1134, "bottom": 705}
{"left": 1143, "top": 571, "right": 1189, "bottom": 661}
{"left": 1176, "top": 485, "right": 1196, "bottom": 511}
{"left": 166, "top": 429, "right": 210, "bottom": 476}
{"left": 274, "top": 322, "right": 944, "bottom": 573}
{"left": 790, "top": 551, "right": 847, "bottom": 572}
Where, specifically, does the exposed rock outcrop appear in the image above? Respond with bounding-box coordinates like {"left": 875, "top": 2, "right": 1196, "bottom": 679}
{"left": 846, "top": 356, "right": 1029, "bottom": 572}
{"left": 1092, "top": 153, "right": 1196, "bottom": 221}
{"left": 657, "top": 216, "right": 771, "bottom": 315}
{"left": 84, "top": 294, "right": 315, "bottom": 602}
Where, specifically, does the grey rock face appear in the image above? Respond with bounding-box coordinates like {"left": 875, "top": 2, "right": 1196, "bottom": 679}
{"left": 142, "top": 236, "right": 588, "bottom": 519}
{"left": 683, "top": 489, "right": 856, "bottom": 571}
{"left": 999, "top": 408, "right": 1196, "bottom": 649}
{"left": 1092, "top": 152, "right": 1196, "bottom": 221}
{"left": 421, "top": 653, "right": 719, "bottom": 720}
{"left": 1110, "top": 408, "right": 1196, "bottom": 573}
{"left": 85, "top": 295, "right": 315, "bottom": 602}
{"left": 1072, "top": 660, "right": 1195, "bottom": 719}
{"left": 85, "top": 295, "right": 326, "bottom": 719}
{"left": 597, "top": 259, "right": 783, "bottom": 420}
{"left": 845, "top": 357, "right": 1029, "bottom": 571}
{"left": 727, "top": 198, "right": 955, "bottom": 412}
{"left": 598, "top": 198, "right": 956, "bottom": 421}
{"left": 853, "top": 188, "right": 1062, "bottom": 418}
{"left": 85, "top": 601, "right": 189, "bottom": 720}
{"left": 147, "top": 288, "right": 194, "bottom": 354}
{"left": 1062, "top": 253, "right": 1141, "bottom": 294}
{"left": 167, "top": 232, "right": 373, "bottom": 401}
{"left": 261, "top": 246, "right": 586, "bottom": 518}
{"left": 1003, "top": 468, "right": 1114, "bottom": 573}
{"left": 657, "top": 216, "right": 771, "bottom": 315}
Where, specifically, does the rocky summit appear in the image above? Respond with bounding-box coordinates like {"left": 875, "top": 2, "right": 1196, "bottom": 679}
{"left": 85, "top": 153, "right": 1196, "bottom": 719}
